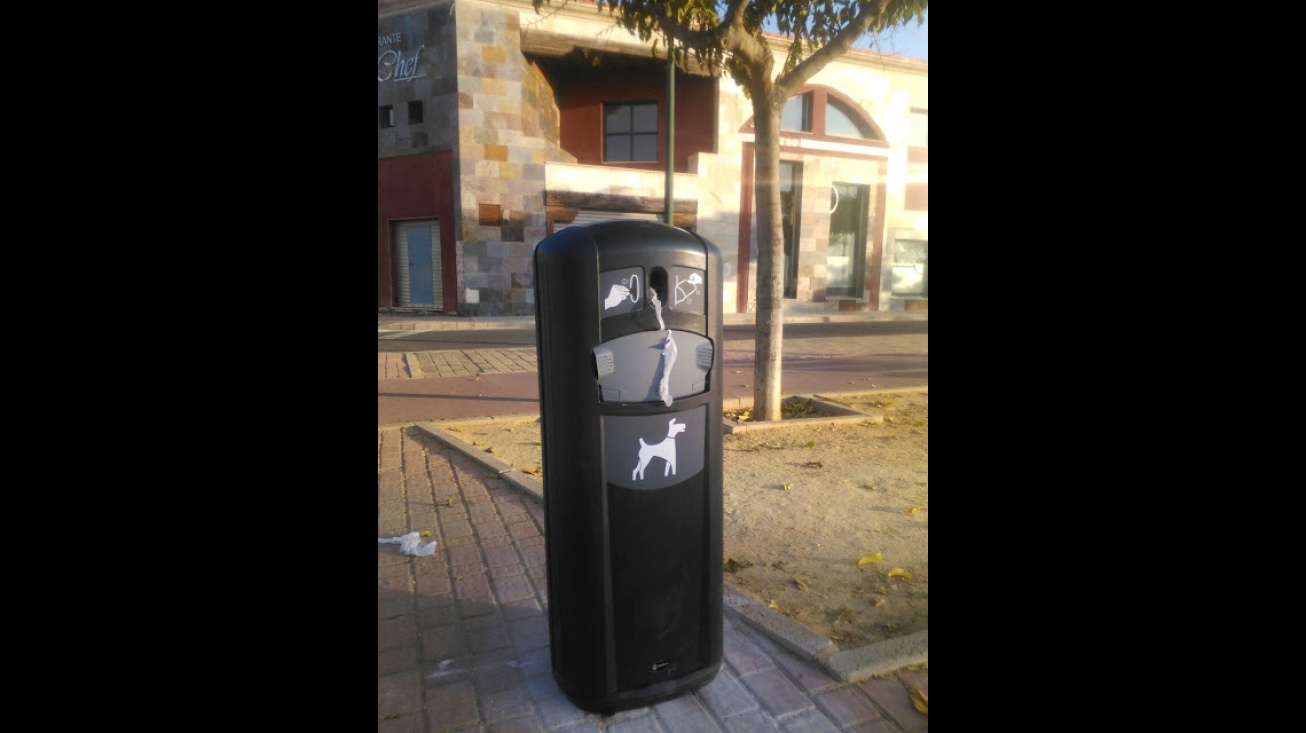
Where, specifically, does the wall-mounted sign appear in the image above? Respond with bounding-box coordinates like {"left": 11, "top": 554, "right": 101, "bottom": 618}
{"left": 378, "top": 30, "right": 427, "bottom": 82}
{"left": 378, "top": 46, "right": 426, "bottom": 82}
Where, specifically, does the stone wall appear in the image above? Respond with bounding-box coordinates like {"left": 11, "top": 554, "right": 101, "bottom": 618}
{"left": 454, "top": 1, "right": 574, "bottom": 316}
{"left": 377, "top": 6, "right": 458, "bottom": 157}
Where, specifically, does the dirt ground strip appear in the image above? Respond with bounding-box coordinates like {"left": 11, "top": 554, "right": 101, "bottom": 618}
{"left": 434, "top": 389, "right": 927, "bottom": 649}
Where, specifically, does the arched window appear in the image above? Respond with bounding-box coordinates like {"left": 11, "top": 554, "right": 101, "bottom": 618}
{"left": 746, "top": 86, "right": 886, "bottom": 146}
{"left": 825, "top": 97, "right": 877, "bottom": 139}
{"left": 781, "top": 93, "right": 813, "bottom": 132}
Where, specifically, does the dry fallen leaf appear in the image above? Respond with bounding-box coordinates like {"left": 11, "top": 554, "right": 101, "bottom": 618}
{"left": 888, "top": 568, "right": 913, "bottom": 580}
{"left": 804, "top": 440, "right": 816, "bottom": 448}
{"left": 768, "top": 600, "right": 779, "bottom": 609}
{"left": 908, "top": 505, "right": 925, "bottom": 514}
{"left": 856, "top": 552, "right": 883, "bottom": 566}
{"left": 872, "top": 598, "right": 886, "bottom": 607}
{"left": 793, "top": 578, "right": 808, "bottom": 591}
{"left": 420, "top": 530, "right": 432, "bottom": 538}
{"left": 908, "top": 685, "right": 928, "bottom": 715}
{"left": 724, "top": 557, "right": 752, "bottom": 573}
{"left": 782, "top": 483, "right": 794, "bottom": 491}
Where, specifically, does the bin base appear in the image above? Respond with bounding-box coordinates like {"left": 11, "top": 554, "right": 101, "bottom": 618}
{"left": 555, "top": 658, "right": 722, "bottom": 715}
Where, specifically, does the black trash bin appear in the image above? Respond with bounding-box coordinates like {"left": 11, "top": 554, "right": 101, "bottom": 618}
{"left": 533, "top": 220, "right": 724, "bottom": 713}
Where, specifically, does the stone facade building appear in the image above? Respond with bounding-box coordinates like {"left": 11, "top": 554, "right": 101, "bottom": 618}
{"left": 378, "top": 0, "right": 927, "bottom": 316}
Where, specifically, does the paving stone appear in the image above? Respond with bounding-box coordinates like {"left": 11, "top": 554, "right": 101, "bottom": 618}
{"left": 527, "top": 674, "right": 589, "bottom": 729}
{"left": 739, "top": 668, "right": 814, "bottom": 718}
{"left": 484, "top": 543, "right": 522, "bottom": 567}
{"left": 552, "top": 722, "right": 601, "bottom": 733}
{"left": 467, "top": 623, "right": 513, "bottom": 653}
{"left": 378, "top": 712, "right": 424, "bottom": 733}
{"left": 652, "top": 694, "right": 723, "bottom": 732}
{"left": 379, "top": 566, "right": 413, "bottom": 593}
{"left": 427, "top": 680, "right": 481, "bottom": 730}
{"left": 768, "top": 647, "right": 841, "bottom": 696}
{"left": 895, "top": 668, "right": 928, "bottom": 698}
{"left": 449, "top": 543, "right": 484, "bottom": 568}
{"left": 502, "top": 597, "right": 542, "bottom": 621}
{"left": 517, "top": 646, "right": 551, "bottom": 679}
{"left": 418, "top": 602, "right": 460, "bottom": 629}
{"left": 846, "top": 720, "right": 910, "bottom": 733}
{"left": 509, "top": 616, "right": 549, "bottom": 652}
{"left": 814, "top": 685, "right": 883, "bottom": 728}
{"left": 721, "top": 709, "right": 782, "bottom": 733}
{"left": 606, "top": 713, "right": 666, "bottom": 732}
{"left": 379, "top": 645, "right": 420, "bottom": 677}
{"left": 423, "top": 657, "right": 476, "bottom": 687}
{"left": 482, "top": 533, "right": 516, "bottom": 549}
{"left": 777, "top": 709, "right": 840, "bottom": 733}
{"left": 421, "top": 624, "right": 470, "bottom": 660}
{"left": 487, "top": 717, "right": 544, "bottom": 733}
{"left": 474, "top": 650, "right": 527, "bottom": 694}
{"left": 379, "top": 597, "right": 412, "bottom": 619}
{"left": 378, "top": 671, "right": 423, "bottom": 718}
{"left": 723, "top": 627, "right": 776, "bottom": 677}
{"left": 697, "top": 669, "right": 758, "bottom": 720}
{"left": 465, "top": 612, "right": 507, "bottom": 631}
{"left": 379, "top": 615, "right": 419, "bottom": 651}
{"left": 482, "top": 684, "right": 535, "bottom": 723}
{"left": 859, "top": 676, "right": 927, "bottom": 733}
{"left": 456, "top": 573, "right": 492, "bottom": 599}
{"left": 415, "top": 572, "right": 453, "bottom": 597}
{"left": 494, "top": 575, "right": 535, "bottom": 603}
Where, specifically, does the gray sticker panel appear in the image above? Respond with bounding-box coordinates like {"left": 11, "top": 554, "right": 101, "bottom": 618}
{"left": 599, "top": 267, "right": 644, "bottom": 317}
{"left": 594, "top": 330, "right": 712, "bottom": 402}
{"left": 604, "top": 406, "right": 706, "bottom": 490}
{"left": 667, "top": 266, "right": 706, "bottom": 314}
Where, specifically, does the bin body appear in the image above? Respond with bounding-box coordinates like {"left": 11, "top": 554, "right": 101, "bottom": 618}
{"left": 533, "top": 220, "right": 723, "bottom": 713}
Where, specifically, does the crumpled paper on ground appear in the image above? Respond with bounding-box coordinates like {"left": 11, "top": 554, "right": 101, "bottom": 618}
{"left": 378, "top": 532, "right": 438, "bottom": 557}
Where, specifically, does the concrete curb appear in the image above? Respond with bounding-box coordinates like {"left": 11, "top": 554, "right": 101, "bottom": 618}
{"left": 415, "top": 420, "right": 545, "bottom": 502}
{"left": 404, "top": 353, "right": 425, "bottom": 379}
{"left": 821, "top": 629, "right": 930, "bottom": 683}
{"left": 410, "top": 401, "right": 927, "bottom": 681}
{"left": 722, "top": 394, "right": 881, "bottom": 433}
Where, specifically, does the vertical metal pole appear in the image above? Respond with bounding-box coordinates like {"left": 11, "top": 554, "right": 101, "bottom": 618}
{"left": 665, "top": 37, "right": 675, "bottom": 226}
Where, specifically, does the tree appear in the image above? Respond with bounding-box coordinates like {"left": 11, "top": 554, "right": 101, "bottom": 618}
{"left": 534, "top": 0, "right": 927, "bottom": 420}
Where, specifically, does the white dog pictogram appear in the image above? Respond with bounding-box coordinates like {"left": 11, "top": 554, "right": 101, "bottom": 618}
{"left": 633, "top": 418, "right": 687, "bottom": 480}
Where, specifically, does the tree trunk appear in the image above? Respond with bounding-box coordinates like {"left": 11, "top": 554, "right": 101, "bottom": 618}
{"left": 751, "top": 97, "right": 785, "bottom": 422}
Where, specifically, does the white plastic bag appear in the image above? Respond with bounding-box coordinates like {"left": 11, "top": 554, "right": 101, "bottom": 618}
{"left": 378, "top": 531, "right": 437, "bottom": 557}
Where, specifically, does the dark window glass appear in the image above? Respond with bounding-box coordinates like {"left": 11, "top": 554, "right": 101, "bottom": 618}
{"left": 826, "top": 182, "right": 870, "bottom": 297}
{"left": 780, "top": 161, "right": 803, "bottom": 298}
{"left": 604, "top": 102, "right": 658, "bottom": 161}
{"left": 379, "top": 105, "right": 395, "bottom": 128}
{"left": 407, "top": 100, "right": 423, "bottom": 124}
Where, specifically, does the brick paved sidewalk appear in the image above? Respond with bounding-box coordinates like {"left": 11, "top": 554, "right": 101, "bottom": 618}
{"left": 379, "top": 426, "right": 928, "bottom": 732}
{"left": 379, "top": 348, "right": 539, "bottom": 380}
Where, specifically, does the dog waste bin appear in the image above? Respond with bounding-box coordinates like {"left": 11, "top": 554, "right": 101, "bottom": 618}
{"left": 533, "top": 220, "right": 723, "bottom": 713}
